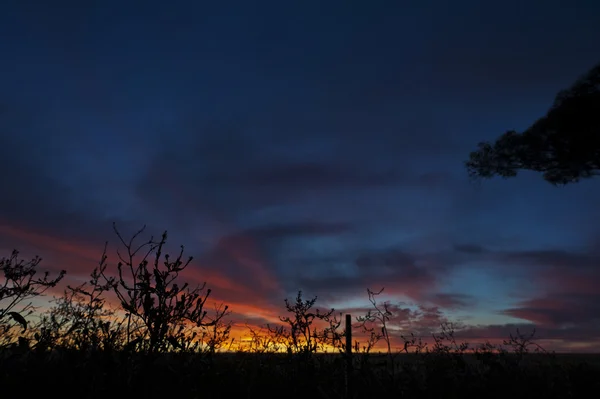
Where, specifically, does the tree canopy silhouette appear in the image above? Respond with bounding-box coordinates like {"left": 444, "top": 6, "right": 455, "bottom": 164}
{"left": 466, "top": 62, "right": 600, "bottom": 185}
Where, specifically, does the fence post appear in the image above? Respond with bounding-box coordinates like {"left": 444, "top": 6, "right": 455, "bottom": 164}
{"left": 345, "top": 313, "right": 353, "bottom": 399}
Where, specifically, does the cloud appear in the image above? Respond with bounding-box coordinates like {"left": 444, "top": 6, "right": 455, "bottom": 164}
{"left": 296, "top": 247, "right": 452, "bottom": 306}
{"left": 455, "top": 323, "right": 600, "bottom": 352}
{"left": 192, "top": 221, "right": 355, "bottom": 296}
{"left": 0, "top": 105, "right": 148, "bottom": 261}
{"left": 453, "top": 244, "right": 488, "bottom": 254}
{"left": 386, "top": 304, "right": 449, "bottom": 335}
{"left": 329, "top": 302, "right": 454, "bottom": 348}
{"left": 449, "top": 243, "right": 600, "bottom": 275}
{"left": 428, "top": 293, "right": 475, "bottom": 309}
{"left": 504, "top": 249, "right": 599, "bottom": 270}
{"left": 237, "top": 222, "right": 354, "bottom": 240}
{"left": 419, "top": 1, "right": 600, "bottom": 104}
{"left": 0, "top": 119, "right": 81, "bottom": 235}
{"left": 494, "top": 249, "right": 600, "bottom": 298}
{"left": 241, "top": 161, "right": 405, "bottom": 190}
{"left": 136, "top": 140, "right": 455, "bottom": 222}
{"left": 502, "top": 294, "right": 600, "bottom": 328}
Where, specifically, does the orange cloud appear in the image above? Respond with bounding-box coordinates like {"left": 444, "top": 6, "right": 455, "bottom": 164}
{"left": 210, "top": 233, "right": 283, "bottom": 294}
{"left": 0, "top": 223, "right": 104, "bottom": 273}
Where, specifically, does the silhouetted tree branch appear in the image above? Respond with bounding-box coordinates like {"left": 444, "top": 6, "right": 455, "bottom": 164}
{"left": 99, "top": 223, "right": 229, "bottom": 353}
{"left": 0, "top": 250, "right": 65, "bottom": 345}
{"left": 466, "top": 62, "right": 600, "bottom": 185}
{"left": 35, "top": 249, "right": 125, "bottom": 351}
{"left": 268, "top": 290, "right": 335, "bottom": 354}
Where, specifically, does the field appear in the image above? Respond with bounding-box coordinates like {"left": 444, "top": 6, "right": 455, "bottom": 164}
{"left": 1, "top": 348, "right": 599, "bottom": 399}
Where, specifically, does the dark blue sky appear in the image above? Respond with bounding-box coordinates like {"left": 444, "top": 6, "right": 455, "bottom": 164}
{"left": 1, "top": 0, "right": 599, "bottom": 350}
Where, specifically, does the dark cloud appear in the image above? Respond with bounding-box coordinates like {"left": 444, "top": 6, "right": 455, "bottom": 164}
{"left": 420, "top": 1, "right": 600, "bottom": 104}
{"left": 453, "top": 244, "right": 488, "bottom": 254}
{"left": 135, "top": 132, "right": 457, "bottom": 222}
{"left": 243, "top": 161, "right": 403, "bottom": 189}
{"left": 356, "top": 250, "right": 416, "bottom": 271}
{"left": 186, "top": 221, "right": 355, "bottom": 306}
{"left": 0, "top": 109, "right": 123, "bottom": 248}
{"left": 0, "top": 113, "right": 72, "bottom": 227}
{"left": 196, "top": 221, "right": 353, "bottom": 267}
{"left": 237, "top": 222, "right": 354, "bottom": 240}
{"left": 456, "top": 323, "right": 600, "bottom": 348}
{"left": 446, "top": 244, "right": 600, "bottom": 275}
{"left": 428, "top": 293, "right": 475, "bottom": 309}
{"left": 297, "top": 248, "right": 450, "bottom": 305}
{"left": 332, "top": 302, "right": 450, "bottom": 338}
{"left": 504, "top": 249, "right": 600, "bottom": 271}
{"left": 502, "top": 294, "right": 600, "bottom": 328}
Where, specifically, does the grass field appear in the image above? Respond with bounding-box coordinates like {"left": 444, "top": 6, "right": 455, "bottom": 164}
{"left": 1, "top": 348, "right": 598, "bottom": 399}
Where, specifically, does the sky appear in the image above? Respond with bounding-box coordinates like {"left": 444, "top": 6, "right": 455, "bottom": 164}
{"left": 1, "top": 0, "right": 599, "bottom": 352}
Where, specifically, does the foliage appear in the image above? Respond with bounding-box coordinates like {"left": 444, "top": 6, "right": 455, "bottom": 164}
{"left": 243, "top": 323, "right": 288, "bottom": 353}
{"left": 267, "top": 290, "right": 336, "bottom": 354}
{"left": 33, "top": 255, "right": 126, "bottom": 352}
{"left": 466, "top": 61, "right": 600, "bottom": 185}
{"left": 356, "top": 288, "right": 393, "bottom": 364}
{"left": 98, "top": 223, "right": 230, "bottom": 354}
{"left": 0, "top": 250, "right": 65, "bottom": 346}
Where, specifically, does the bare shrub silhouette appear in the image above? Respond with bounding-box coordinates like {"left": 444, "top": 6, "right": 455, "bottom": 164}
{"left": 195, "top": 303, "right": 234, "bottom": 356}
{"left": 244, "top": 323, "right": 288, "bottom": 353}
{"left": 267, "top": 290, "right": 335, "bottom": 354}
{"left": 356, "top": 287, "right": 396, "bottom": 374}
{"left": 0, "top": 250, "right": 65, "bottom": 347}
{"left": 33, "top": 255, "right": 126, "bottom": 352}
{"left": 96, "top": 223, "right": 230, "bottom": 354}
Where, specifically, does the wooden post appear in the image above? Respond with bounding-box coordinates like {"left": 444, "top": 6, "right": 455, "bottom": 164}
{"left": 345, "top": 314, "right": 353, "bottom": 399}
